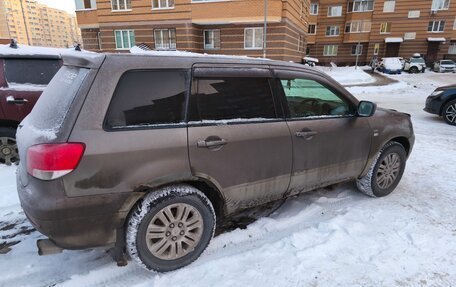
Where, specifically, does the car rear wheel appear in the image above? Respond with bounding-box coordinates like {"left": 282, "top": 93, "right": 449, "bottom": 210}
{"left": 442, "top": 100, "right": 456, "bottom": 126}
{"left": 356, "top": 141, "right": 407, "bottom": 197}
{"left": 126, "top": 184, "right": 215, "bottom": 272}
{"left": 409, "top": 66, "right": 419, "bottom": 73}
{"left": 0, "top": 127, "right": 19, "bottom": 166}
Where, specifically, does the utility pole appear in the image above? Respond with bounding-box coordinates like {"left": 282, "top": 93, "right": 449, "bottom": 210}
{"left": 19, "top": 0, "right": 31, "bottom": 45}
{"left": 263, "top": 0, "right": 267, "bottom": 58}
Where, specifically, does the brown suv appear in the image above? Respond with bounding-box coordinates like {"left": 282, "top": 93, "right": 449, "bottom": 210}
{"left": 16, "top": 53, "right": 414, "bottom": 272}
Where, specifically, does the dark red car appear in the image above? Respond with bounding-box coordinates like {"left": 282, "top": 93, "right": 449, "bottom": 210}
{"left": 0, "top": 44, "right": 64, "bottom": 165}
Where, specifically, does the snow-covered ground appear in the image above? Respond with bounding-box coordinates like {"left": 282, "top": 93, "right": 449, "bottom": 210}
{"left": 1, "top": 69, "right": 455, "bottom": 287}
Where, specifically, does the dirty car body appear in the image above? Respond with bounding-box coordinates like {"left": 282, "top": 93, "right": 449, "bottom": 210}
{"left": 16, "top": 53, "right": 415, "bottom": 261}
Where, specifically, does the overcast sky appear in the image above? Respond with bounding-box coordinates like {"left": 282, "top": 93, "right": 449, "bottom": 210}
{"left": 37, "top": 0, "right": 76, "bottom": 14}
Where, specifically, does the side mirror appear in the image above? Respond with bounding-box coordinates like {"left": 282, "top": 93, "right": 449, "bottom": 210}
{"left": 358, "top": 101, "right": 377, "bottom": 117}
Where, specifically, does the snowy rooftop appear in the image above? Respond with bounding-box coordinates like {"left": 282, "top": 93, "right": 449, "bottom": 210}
{"left": 0, "top": 44, "right": 91, "bottom": 57}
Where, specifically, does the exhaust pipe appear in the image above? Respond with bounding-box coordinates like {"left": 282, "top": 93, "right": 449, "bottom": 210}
{"left": 37, "top": 239, "right": 63, "bottom": 256}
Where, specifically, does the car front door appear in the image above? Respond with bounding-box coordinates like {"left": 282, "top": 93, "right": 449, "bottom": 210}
{"left": 274, "top": 69, "right": 372, "bottom": 196}
{"left": 187, "top": 67, "right": 292, "bottom": 214}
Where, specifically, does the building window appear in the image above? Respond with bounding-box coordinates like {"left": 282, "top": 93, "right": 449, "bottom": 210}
{"left": 115, "top": 30, "right": 135, "bottom": 49}
{"left": 326, "top": 26, "right": 340, "bottom": 36}
{"left": 408, "top": 10, "right": 420, "bottom": 18}
{"left": 345, "top": 21, "right": 371, "bottom": 33}
{"left": 310, "top": 3, "right": 319, "bottom": 15}
{"left": 298, "top": 35, "right": 305, "bottom": 52}
{"left": 453, "top": 17, "right": 456, "bottom": 30}
{"left": 152, "top": 0, "right": 174, "bottom": 9}
{"left": 244, "top": 27, "right": 263, "bottom": 50}
{"left": 431, "top": 0, "right": 450, "bottom": 10}
{"left": 428, "top": 21, "right": 445, "bottom": 32}
{"left": 111, "top": 0, "right": 131, "bottom": 11}
{"left": 383, "top": 0, "right": 395, "bottom": 12}
{"left": 204, "top": 29, "right": 220, "bottom": 50}
{"left": 404, "top": 32, "right": 416, "bottom": 40}
{"left": 308, "top": 24, "right": 316, "bottom": 34}
{"left": 327, "top": 6, "right": 342, "bottom": 17}
{"left": 380, "top": 22, "right": 392, "bottom": 33}
{"left": 373, "top": 43, "right": 380, "bottom": 55}
{"left": 351, "top": 44, "right": 363, "bottom": 55}
{"left": 323, "top": 45, "right": 338, "bottom": 56}
{"left": 75, "top": 0, "right": 96, "bottom": 10}
{"left": 348, "top": 0, "right": 374, "bottom": 12}
{"left": 449, "top": 41, "right": 456, "bottom": 54}
{"left": 154, "top": 29, "right": 176, "bottom": 50}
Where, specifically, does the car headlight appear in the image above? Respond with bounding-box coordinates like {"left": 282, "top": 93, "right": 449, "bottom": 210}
{"left": 430, "top": 90, "right": 444, "bottom": 97}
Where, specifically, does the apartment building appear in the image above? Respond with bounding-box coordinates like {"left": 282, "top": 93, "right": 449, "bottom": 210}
{"left": 75, "top": 0, "right": 310, "bottom": 62}
{"left": 307, "top": 0, "right": 456, "bottom": 65}
{"left": 0, "top": 1, "right": 9, "bottom": 42}
{"left": 3, "top": 0, "right": 82, "bottom": 48}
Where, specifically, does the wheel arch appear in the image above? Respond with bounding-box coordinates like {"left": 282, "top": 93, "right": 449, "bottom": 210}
{"left": 0, "top": 120, "right": 20, "bottom": 130}
{"left": 389, "top": 136, "right": 411, "bottom": 156}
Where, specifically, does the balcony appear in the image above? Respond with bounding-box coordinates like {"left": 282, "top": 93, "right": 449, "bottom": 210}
{"left": 343, "top": 32, "right": 370, "bottom": 43}
{"left": 76, "top": 9, "right": 98, "bottom": 27}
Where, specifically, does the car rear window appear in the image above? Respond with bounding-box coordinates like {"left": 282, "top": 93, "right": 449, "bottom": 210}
{"left": 27, "top": 66, "right": 89, "bottom": 131}
{"left": 105, "top": 70, "right": 188, "bottom": 129}
{"left": 4, "top": 58, "right": 61, "bottom": 85}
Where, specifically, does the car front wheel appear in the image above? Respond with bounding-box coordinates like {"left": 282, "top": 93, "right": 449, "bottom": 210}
{"left": 0, "top": 127, "right": 19, "bottom": 166}
{"left": 442, "top": 100, "right": 456, "bottom": 126}
{"left": 409, "top": 66, "right": 419, "bottom": 73}
{"left": 126, "top": 184, "right": 215, "bottom": 272}
{"left": 356, "top": 141, "right": 407, "bottom": 197}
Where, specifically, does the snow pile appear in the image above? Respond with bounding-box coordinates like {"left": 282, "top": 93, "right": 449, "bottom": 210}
{"left": 317, "top": 66, "right": 376, "bottom": 86}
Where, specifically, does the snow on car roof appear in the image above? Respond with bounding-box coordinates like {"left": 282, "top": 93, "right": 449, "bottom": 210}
{"left": 0, "top": 44, "right": 91, "bottom": 57}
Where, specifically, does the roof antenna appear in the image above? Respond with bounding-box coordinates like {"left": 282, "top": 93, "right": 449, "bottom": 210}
{"left": 10, "top": 39, "right": 18, "bottom": 49}
{"left": 75, "top": 43, "right": 81, "bottom": 51}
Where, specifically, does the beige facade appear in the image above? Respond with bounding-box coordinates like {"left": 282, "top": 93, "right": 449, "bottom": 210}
{"left": 0, "top": 1, "right": 9, "bottom": 41}
{"left": 3, "top": 0, "right": 82, "bottom": 48}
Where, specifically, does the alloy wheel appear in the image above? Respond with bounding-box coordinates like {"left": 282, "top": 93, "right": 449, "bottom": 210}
{"left": 445, "top": 103, "right": 456, "bottom": 124}
{"left": 376, "top": 153, "right": 401, "bottom": 189}
{"left": 0, "top": 137, "right": 19, "bottom": 166}
{"left": 146, "top": 203, "right": 204, "bottom": 260}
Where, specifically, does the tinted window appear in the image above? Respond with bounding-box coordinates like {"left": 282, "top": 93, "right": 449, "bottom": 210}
{"left": 106, "top": 70, "right": 187, "bottom": 128}
{"left": 192, "top": 78, "right": 276, "bottom": 121}
{"left": 28, "top": 66, "right": 89, "bottom": 130}
{"left": 4, "top": 59, "right": 61, "bottom": 85}
{"left": 280, "top": 78, "right": 353, "bottom": 118}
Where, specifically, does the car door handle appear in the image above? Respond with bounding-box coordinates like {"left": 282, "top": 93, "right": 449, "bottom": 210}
{"left": 6, "top": 96, "right": 28, "bottom": 105}
{"left": 295, "top": 131, "right": 318, "bottom": 140}
{"left": 197, "top": 139, "right": 228, "bottom": 148}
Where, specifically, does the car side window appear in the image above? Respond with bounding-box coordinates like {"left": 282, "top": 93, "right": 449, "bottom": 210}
{"left": 4, "top": 59, "right": 61, "bottom": 86}
{"left": 105, "top": 70, "right": 187, "bottom": 129}
{"left": 191, "top": 77, "right": 277, "bottom": 122}
{"left": 280, "top": 78, "right": 353, "bottom": 118}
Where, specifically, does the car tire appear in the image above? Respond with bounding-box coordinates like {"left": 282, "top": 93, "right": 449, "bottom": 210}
{"left": 356, "top": 141, "right": 407, "bottom": 197}
{"left": 442, "top": 100, "right": 456, "bottom": 126}
{"left": 0, "top": 127, "right": 19, "bottom": 166}
{"left": 409, "top": 67, "right": 418, "bottom": 73}
{"left": 126, "top": 184, "right": 215, "bottom": 272}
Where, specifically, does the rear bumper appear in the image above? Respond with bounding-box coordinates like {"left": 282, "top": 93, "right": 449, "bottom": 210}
{"left": 16, "top": 170, "right": 136, "bottom": 249}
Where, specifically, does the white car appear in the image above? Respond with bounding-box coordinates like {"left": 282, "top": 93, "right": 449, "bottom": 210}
{"left": 433, "top": 60, "right": 456, "bottom": 73}
{"left": 404, "top": 57, "right": 426, "bottom": 73}
{"left": 379, "top": 57, "right": 403, "bottom": 74}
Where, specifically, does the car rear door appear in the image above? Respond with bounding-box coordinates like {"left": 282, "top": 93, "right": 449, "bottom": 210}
{"left": 274, "top": 69, "right": 372, "bottom": 196}
{"left": 187, "top": 66, "right": 292, "bottom": 214}
{"left": 0, "top": 57, "right": 61, "bottom": 122}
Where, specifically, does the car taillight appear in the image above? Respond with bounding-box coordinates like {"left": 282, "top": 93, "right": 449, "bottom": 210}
{"left": 26, "top": 143, "right": 85, "bottom": 180}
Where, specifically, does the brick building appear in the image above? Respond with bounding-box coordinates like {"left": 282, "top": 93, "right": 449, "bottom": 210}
{"left": 74, "top": 0, "right": 310, "bottom": 62}
{"left": 75, "top": 0, "right": 456, "bottom": 64}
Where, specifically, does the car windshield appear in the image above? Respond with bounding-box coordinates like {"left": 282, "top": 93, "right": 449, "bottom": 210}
{"left": 411, "top": 58, "right": 425, "bottom": 64}
{"left": 441, "top": 60, "right": 455, "bottom": 65}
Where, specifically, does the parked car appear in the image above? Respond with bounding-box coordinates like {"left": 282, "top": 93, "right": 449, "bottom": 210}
{"left": 0, "top": 42, "right": 83, "bottom": 165}
{"left": 379, "top": 57, "right": 403, "bottom": 74}
{"left": 16, "top": 53, "right": 415, "bottom": 273}
{"left": 433, "top": 60, "right": 456, "bottom": 73}
{"left": 403, "top": 54, "right": 426, "bottom": 73}
{"left": 302, "top": 56, "right": 319, "bottom": 67}
{"left": 424, "top": 85, "right": 456, "bottom": 125}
